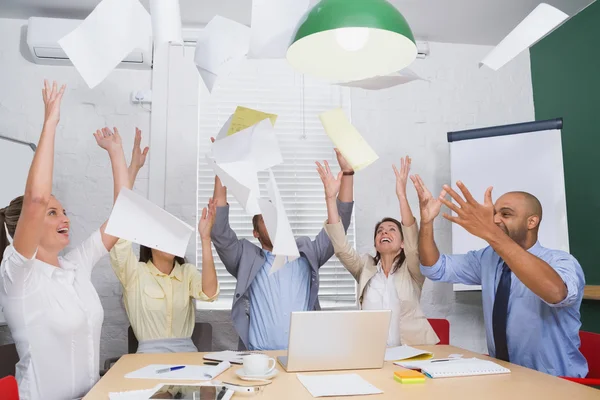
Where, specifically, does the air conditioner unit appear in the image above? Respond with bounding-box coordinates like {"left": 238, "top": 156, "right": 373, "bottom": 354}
{"left": 26, "top": 17, "right": 152, "bottom": 69}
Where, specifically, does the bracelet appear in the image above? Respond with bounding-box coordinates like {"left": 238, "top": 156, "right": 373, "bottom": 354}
{"left": 342, "top": 171, "right": 355, "bottom": 176}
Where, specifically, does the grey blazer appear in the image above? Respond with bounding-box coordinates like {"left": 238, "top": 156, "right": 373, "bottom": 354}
{"left": 210, "top": 200, "right": 354, "bottom": 349}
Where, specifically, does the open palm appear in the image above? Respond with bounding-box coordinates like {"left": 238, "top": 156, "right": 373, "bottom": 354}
{"left": 130, "top": 127, "right": 149, "bottom": 170}
{"left": 199, "top": 198, "right": 217, "bottom": 240}
{"left": 94, "top": 127, "right": 123, "bottom": 152}
{"left": 316, "top": 160, "right": 342, "bottom": 199}
{"left": 411, "top": 174, "right": 443, "bottom": 224}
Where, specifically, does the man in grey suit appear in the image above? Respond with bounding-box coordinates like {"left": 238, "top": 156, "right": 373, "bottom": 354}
{"left": 210, "top": 150, "right": 354, "bottom": 350}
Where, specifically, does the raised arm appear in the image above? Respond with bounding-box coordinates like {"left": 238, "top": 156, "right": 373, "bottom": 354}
{"left": 128, "top": 127, "right": 149, "bottom": 187}
{"left": 13, "top": 81, "right": 65, "bottom": 259}
{"left": 393, "top": 156, "right": 421, "bottom": 283}
{"left": 197, "top": 198, "right": 219, "bottom": 299}
{"left": 211, "top": 137, "right": 227, "bottom": 207}
{"left": 410, "top": 174, "right": 444, "bottom": 267}
{"left": 94, "top": 127, "right": 130, "bottom": 251}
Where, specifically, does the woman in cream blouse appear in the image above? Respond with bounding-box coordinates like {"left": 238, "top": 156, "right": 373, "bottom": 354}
{"left": 318, "top": 155, "right": 438, "bottom": 346}
{"left": 109, "top": 131, "right": 219, "bottom": 353}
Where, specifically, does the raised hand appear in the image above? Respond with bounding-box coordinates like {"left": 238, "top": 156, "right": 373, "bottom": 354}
{"left": 199, "top": 198, "right": 217, "bottom": 240}
{"left": 334, "top": 148, "right": 353, "bottom": 174}
{"left": 130, "top": 128, "right": 149, "bottom": 171}
{"left": 42, "top": 80, "right": 66, "bottom": 126}
{"left": 410, "top": 174, "right": 444, "bottom": 224}
{"left": 316, "top": 160, "right": 343, "bottom": 200}
{"left": 392, "top": 156, "right": 411, "bottom": 199}
{"left": 94, "top": 127, "right": 123, "bottom": 153}
{"left": 439, "top": 182, "right": 499, "bottom": 241}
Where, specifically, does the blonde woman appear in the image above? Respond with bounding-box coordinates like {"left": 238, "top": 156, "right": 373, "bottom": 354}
{"left": 318, "top": 154, "right": 438, "bottom": 346}
{"left": 108, "top": 131, "right": 219, "bottom": 353}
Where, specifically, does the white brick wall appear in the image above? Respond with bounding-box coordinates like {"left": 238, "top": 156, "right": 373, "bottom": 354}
{"left": 0, "top": 15, "right": 534, "bottom": 363}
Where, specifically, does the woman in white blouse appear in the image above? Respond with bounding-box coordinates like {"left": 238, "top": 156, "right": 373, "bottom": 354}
{"left": 318, "top": 155, "right": 439, "bottom": 346}
{"left": 0, "top": 81, "right": 129, "bottom": 400}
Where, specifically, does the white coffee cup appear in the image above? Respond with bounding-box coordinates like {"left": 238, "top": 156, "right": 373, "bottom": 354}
{"left": 242, "top": 354, "right": 276, "bottom": 376}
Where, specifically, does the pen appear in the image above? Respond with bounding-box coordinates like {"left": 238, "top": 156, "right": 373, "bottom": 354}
{"left": 156, "top": 365, "right": 186, "bottom": 373}
{"left": 216, "top": 387, "right": 228, "bottom": 400}
{"left": 204, "top": 362, "right": 219, "bottom": 366}
{"left": 430, "top": 358, "right": 456, "bottom": 363}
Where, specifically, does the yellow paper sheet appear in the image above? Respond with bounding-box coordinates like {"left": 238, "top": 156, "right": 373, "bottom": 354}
{"left": 226, "top": 106, "right": 278, "bottom": 136}
{"left": 319, "top": 108, "right": 378, "bottom": 171}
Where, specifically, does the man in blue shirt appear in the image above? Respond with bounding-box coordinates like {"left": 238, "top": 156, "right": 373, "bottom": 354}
{"left": 211, "top": 149, "right": 354, "bottom": 350}
{"left": 410, "top": 175, "right": 587, "bottom": 377}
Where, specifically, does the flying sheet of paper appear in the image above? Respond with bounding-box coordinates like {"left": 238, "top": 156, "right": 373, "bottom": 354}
{"left": 258, "top": 170, "right": 300, "bottom": 274}
{"left": 206, "top": 156, "right": 261, "bottom": 215}
{"left": 297, "top": 374, "right": 383, "bottom": 397}
{"left": 249, "top": 0, "right": 310, "bottom": 59}
{"left": 319, "top": 108, "right": 379, "bottom": 171}
{"left": 212, "top": 118, "right": 283, "bottom": 171}
{"left": 215, "top": 115, "right": 233, "bottom": 140}
{"left": 149, "top": 0, "right": 183, "bottom": 45}
{"left": 227, "top": 106, "right": 278, "bottom": 136}
{"left": 384, "top": 345, "right": 433, "bottom": 362}
{"left": 105, "top": 188, "right": 194, "bottom": 257}
{"left": 194, "top": 15, "right": 250, "bottom": 90}
{"left": 337, "top": 68, "right": 426, "bottom": 90}
{"left": 125, "top": 361, "right": 231, "bottom": 380}
{"left": 481, "top": 3, "right": 568, "bottom": 71}
{"left": 58, "top": 0, "right": 151, "bottom": 89}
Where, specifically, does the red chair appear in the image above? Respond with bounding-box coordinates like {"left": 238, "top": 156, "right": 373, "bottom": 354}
{"left": 428, "top": 318, "right": 450, "bottom": 345}
{"left": 0, "top": 376, "right": 19, "bottom": 400}
{"left": 560, "top": 331, "right": 600, "bottom": 386}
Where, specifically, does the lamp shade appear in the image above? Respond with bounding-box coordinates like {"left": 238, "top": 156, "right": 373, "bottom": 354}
{"left": 287, "top": 0, "right": 417, "bottom": 81}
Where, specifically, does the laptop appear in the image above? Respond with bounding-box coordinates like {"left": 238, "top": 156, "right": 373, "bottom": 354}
{"left": 277, "top": 309, "right": 391, "bottom": 372}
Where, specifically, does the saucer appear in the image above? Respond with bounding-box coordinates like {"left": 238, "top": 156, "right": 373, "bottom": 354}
{"left": 235, "top": 368, "right": 279, "bottom": 381}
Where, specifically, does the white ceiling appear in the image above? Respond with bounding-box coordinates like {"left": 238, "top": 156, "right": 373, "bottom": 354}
{"left": 0, "top": 0, "right": 594, "bottom": 45}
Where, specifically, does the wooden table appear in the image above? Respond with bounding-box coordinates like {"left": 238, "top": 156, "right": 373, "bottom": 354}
{"left": 584, "top": 285, "right": 600, "bottom": 300}
{"left": 85, "top": 345, "right": 600, "bottom": 399}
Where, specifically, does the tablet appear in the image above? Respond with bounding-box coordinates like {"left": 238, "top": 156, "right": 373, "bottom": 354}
{"left": 147, "top": 384, "right": 233, "bottom": 399}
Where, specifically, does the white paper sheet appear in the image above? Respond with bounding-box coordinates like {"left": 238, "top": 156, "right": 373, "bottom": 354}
{"left": 58, "top": 0, "right": 151, "bottom": 89}
{"left": 481, "top": 3, "right": 568, "bottom": 71}
{"left": 297, "top": 374, "right": 383, "bottom": 397}
{"left": 206, "top": 156, "right": 261, "bottom": 215}
{"left": 215, "top": 115, "right": 233, "bottom": 140}
{"left": 249, "top": 0, "right": 310, "bottom": 59}
{"left": 104, "top": 188, "right": 194, "bottom": 257}
{"left": 125, "top": 361, "right": 231, "bottom": 380}
{"left": 384, "top": 345, "right": 433, "bottom": 361}
{"left": 337, "top": 68, "right": 426, "bottom": 90}
{"left": 110, "top": 383, "right": 234, "bottom": 400}
{"left": 197, "top": 66, "right": 219, "bottom": 93}
{"left": 319, "top": 108, "right": 379, "bottom": 171}
{"left": 258, "top": 170, "right": 300, "bottom": 274}
{"left": 149, "top": 0, "right": 183, "bottom": 45}
{"left": 195, "top": 15, "right": 250, "bottom": 75}
{"left": 211, "top": 119, "right": 283, "bottom": 172}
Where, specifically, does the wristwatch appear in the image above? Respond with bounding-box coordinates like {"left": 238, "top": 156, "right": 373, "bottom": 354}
{"left": 343, "top": 171, "right": 355, "bottom": 176}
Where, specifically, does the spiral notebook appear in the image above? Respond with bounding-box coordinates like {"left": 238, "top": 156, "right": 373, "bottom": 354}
{"left": 420, "top": 358, "right": 510, "bottom": 378}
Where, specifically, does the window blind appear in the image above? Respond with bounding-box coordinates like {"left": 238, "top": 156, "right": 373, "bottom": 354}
{"left": 196, "top": 59, "right": 357, "bottom": 309}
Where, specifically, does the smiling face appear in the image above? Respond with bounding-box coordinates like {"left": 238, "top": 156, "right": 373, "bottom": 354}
{"left": 40, "top": 196, "right": 70, "bottom": 252}
{"left": 374, "top": 219, "right": 404, "bottom": 256}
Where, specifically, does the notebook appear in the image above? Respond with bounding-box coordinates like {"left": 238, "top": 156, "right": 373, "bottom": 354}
{"left": 420, "top": 358, "right": 510, "bottom": 378}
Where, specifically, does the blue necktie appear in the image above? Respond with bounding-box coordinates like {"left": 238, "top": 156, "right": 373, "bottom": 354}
{"left": 492, "top": 262, "right": 511, "bottom": 362}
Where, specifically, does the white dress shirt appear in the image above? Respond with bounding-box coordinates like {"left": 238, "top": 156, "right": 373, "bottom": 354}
{"left": 0, "top": 230, "right": 107, "bottom": 400}
{"left": 361, "top": 262, "right": 403, "bottom": 347}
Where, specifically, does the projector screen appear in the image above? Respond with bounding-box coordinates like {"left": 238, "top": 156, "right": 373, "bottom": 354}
{"left": 448, "top": 119, "right": 568, "bottom": 291}
{"left": 0, "top": 136, "right": 35, "bottom": 324}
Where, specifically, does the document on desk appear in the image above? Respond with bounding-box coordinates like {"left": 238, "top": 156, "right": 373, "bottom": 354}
{"left": 125, "top": 361, "right": 231, "bottom": 380}
{"left": 319, "top": 108, "right": 378, "bottom": 171}
{"left": 297, "top": 374, "right": 383, "bottom": 397}
{"left": 384, "top": 345, "right": 433, "bottom": 362}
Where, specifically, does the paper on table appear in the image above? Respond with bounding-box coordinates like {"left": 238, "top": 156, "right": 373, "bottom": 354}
{"left": 480, "top": 3, "right": 568, "bottom": 71}
{"left": 212, "top": 118, "right": 283, "bottom": 172}
{"left": 258, "top": 170, "right": 300, "bottom": 275}
{"left": 297, "top": 374, "right": 383, "bottom": 397}
{"left": 206, "top": 156, "right": 261, "bottom": 215}
{"left": 149, "top": 0, "right": 183, "bottom": 45}
{"left": 337, "top": 68, "right": 426, "bottom": 90}
{"left": 194, "top": 15, "right": 250, "bottom": 77}
{"left": 319, "top": 108, "right": 379, "bottom": 171}
{"left": 227, "top": 106, "right": 278, "bottom": 136}
{"left": 104, "top": 188, "right": 194, "bottom": 257}
{"left": 58, "top": 0, "right": 151, "bottom": 89}
{"left": 125, "top": 361, "right": 231, "bottom": 380}
{"left": 384, "top": 345, "right": 433, "bottom": 362}
{"left": 249, "top": 0, "right": 310, "bottom": 59}
{"left": 109, "top": 387, "right": 157, "bottom": 400}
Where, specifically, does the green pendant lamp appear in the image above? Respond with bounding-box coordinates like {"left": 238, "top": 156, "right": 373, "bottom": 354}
{"left": 287, "top": 0, "right": 417, "bottom": 82}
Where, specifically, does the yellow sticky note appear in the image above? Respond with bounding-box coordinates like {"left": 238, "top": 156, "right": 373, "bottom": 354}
{"left": 319, "top": 108, "right": 378, "bottom": 171}
{"left": 226, "top": 106, "right": 278, "bottom": 136}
